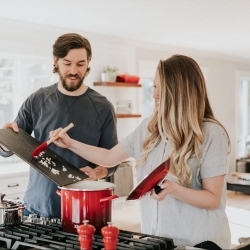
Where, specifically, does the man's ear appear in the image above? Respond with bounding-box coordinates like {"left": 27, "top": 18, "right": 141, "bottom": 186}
{"left": 53, "top": 57, "right": 58, "bottom": 67}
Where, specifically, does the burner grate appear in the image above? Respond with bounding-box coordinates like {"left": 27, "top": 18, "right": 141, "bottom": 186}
{"left": 0, "top": 223, "right": 175, "bottom": 250}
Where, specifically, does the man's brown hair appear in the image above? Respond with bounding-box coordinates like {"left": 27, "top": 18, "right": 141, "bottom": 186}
{"left": 53, "top": 33, "right": 92, "bottom": 74}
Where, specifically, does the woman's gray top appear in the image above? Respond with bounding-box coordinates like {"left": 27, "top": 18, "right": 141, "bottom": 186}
{"left": 121, "top": 117, "right": 231, "bottom": 248}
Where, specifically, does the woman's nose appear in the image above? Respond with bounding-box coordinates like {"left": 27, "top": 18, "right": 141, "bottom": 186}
{"left": 153, "top": 89, "right": 158, "bottom": 99}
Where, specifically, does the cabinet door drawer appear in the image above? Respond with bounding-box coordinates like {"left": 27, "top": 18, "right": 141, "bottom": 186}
{"left": 0, "top": 174, "right": 29, "bottom": 197}
{"left": 5, "top": 192, "right": 25, "bottom": 200}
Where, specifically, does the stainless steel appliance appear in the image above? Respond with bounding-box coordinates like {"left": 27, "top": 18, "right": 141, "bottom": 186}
{"left": 0, "top": 195, "right": 24, "bottom": 227}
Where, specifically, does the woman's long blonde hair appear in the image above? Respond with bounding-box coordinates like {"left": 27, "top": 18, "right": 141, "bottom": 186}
{"left": 138, "top": 55, "right": 229, "bottom": 187}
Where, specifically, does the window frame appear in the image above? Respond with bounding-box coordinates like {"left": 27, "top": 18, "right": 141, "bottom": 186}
{"left": 236, "top": 70, "right": 250, "bottom": 158}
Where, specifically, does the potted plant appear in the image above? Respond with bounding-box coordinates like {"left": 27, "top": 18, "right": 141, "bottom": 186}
{"left": 101, "top": 66, "right": 118, "bottom": 82}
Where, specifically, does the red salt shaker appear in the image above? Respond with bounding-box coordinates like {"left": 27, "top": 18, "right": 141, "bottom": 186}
{"left": 77, "top": 220, "right": 96, "bottom": 250}
{"left": 101, "top": 222, "right": 119, "bottom": 250}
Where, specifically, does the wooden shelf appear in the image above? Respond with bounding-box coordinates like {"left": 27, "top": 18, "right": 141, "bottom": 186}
{"left": 116, "top": 114, "right": 141, "bottom": 118}
{"left": 94, "top": 82, "right": 141, "bottom": 87}
{"left": 94, "top": 82, "right": 142, "bottom": 119}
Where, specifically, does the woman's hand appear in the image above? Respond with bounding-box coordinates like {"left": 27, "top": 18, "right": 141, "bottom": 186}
{"left": 151, "top": 175, "right": 225, "bottom": 209}
{"left": 50, "top": 128, "right": 72, "bottom": 149}
{"left": 150, "top": 179, "right": 178, "bottom": 201}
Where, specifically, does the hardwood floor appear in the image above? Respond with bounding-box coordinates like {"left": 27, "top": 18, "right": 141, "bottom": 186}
{"left": 226, "top": 191, "right": 250, "bottom": 248}
{"left": 227, "top": 191, "right": 250, "bottom": 210}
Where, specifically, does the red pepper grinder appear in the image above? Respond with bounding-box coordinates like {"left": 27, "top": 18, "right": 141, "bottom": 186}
{"left": 77, "top": 220, "right": 96, "bottom": 250}
{"left": 101, "top": 222, "right": 119, "bottom": 250}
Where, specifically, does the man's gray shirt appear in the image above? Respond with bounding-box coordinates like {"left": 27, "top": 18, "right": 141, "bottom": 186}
{"left": 0, "top": 83, "right": 118, "bottom": 218}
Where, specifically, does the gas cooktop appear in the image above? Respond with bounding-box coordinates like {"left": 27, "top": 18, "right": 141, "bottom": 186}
{"left": 0, "top": 222, "right": 176, "bottom": 250}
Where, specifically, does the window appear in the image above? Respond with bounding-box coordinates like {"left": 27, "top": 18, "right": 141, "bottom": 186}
{"left": 138, "top": 60, "right": 158, "bottom": 119}
{"left": 0, "top": 58, "right": 15, "bottom": 127}
{"left": 141, "top": 77, "right": 154, "bottom": 119}
{"left": 0, "top": 56, "right": 54, "bottom": 125}
{"left": 0, "top": 56, "right": 54, "bottom": 163}
{"left": 237, "top": 71, "right": 250, "bottom": 158}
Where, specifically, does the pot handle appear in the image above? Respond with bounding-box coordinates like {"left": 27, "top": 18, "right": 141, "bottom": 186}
{"left": 56, "top": 190, "right": 61, "bottom": 196}
{"left": 100, "top": 194, "right": 119, "bottom": 203}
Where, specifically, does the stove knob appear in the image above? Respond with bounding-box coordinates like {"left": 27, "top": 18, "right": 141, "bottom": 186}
{"left": 55, "top": 218, "right": 61, "bottom": 224}
{"left": 101, "top": 222, "right": 119, "bottom": 250}
{"left": 23, "top": 216, "right": 28, "bottom": 222}
{"left": 42, "top": 220, "right": 50, "bottom": 225}
{"left": 30, "top": 218, "right": 38, "bottom": 224}
{"left": 28, "top": 214, "right": 37, "bottom": 221}
{"left": 77, "top": 220, "right": 96, "bottom": 250}
{"left": 51, "top": 218, "right": 58, "bottom": 224}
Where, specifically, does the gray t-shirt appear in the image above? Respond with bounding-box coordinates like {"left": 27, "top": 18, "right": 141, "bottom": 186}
{"left": 0, "top": 84, "right": 118, "bottom": 218}
{"left": 121, "top": 117, "right": 231, "bottom": 248}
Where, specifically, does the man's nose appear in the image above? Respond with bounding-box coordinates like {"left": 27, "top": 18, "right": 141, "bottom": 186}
{"left": 69, "top": 65, "right": 77, "bottom": 74}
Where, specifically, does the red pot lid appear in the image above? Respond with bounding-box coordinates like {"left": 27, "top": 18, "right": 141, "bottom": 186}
{"left": 126, "top": 159, "right": 170, "bottom": 200}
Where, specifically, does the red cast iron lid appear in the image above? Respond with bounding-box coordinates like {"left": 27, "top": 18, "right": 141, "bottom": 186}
{"left": 126, "top": 159, "right": 170, "bottom": 200}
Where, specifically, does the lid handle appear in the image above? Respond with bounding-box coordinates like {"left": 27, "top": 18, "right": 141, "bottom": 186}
{"left": 0, "top": 193, "right": 6, "bottom": 202}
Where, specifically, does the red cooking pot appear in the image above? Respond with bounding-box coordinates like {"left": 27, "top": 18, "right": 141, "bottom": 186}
{"left": 56, "top": 180, "right": 118, "bottom": 234}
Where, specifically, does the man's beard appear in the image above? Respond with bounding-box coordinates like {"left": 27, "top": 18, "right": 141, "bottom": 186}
{"left": 58, "top": 70, "right": 86, "bottom": 92}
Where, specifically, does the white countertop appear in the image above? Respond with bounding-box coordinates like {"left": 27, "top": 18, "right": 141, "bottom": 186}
{"left": 112, "top": 197, "right": 141, "bottom": 232}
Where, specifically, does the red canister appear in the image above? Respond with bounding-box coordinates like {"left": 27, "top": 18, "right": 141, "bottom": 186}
{"left": 101, "top": 222, "right": 119, "bottom": 250}
{"left": 77, "top": 220, "right": 95, "bottom": 250}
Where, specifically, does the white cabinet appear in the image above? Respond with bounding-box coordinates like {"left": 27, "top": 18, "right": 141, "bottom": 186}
{"left": 0, "top": 162, "right": 30, "bottom": 200}
{"left": 0, "top": 172, "right": 29, "bottom": 200}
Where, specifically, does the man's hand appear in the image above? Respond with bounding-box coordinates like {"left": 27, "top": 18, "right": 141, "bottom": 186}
{"left": 3, "top": 122, "right": 19, "bottom": 132}
{"left": 80, "top": 166, "right": 108, "bottom": 180}
{"left": 0, "top": 122, "right": 19, "bottom": 151}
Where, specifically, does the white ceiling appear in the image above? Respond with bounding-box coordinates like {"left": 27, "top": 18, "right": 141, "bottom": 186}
{"left": 0, "top": 0, "right": 250, "bottom": 60}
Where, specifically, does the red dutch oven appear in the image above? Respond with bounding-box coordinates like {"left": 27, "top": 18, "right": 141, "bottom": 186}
{"left": 56, "top": 181, "right": 118, "bottom": 234}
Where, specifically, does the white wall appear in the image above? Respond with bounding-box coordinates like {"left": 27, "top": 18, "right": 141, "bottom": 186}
{"left": 1, "top": 18, "right": 250, "bottom": 172}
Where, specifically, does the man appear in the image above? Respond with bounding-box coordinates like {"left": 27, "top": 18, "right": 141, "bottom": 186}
{"left": 0, "top": 33, "right": 119, "bottom": 218}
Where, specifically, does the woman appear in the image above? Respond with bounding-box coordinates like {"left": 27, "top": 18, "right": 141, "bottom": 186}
{"left": 53, "top": 55, "right": 231, "bottom": 249}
